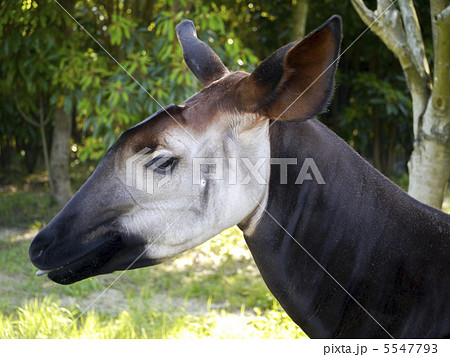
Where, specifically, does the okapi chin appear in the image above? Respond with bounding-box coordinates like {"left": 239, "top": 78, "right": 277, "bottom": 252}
{"left": 29, "top": 16, "right": 450, "bottom": 338}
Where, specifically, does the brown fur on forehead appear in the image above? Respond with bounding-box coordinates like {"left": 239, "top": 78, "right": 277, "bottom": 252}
{"left": 181, "top": 71, "right": 251, "bottom": 131}
{"left": 114, "top": 105, "right": 185, "bottom": 154}
{"left": 115, "top": 71, "right": 253, "bottom": 155}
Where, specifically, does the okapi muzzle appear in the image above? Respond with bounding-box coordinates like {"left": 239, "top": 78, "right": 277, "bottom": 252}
{"left": 29, "top": 16, "right": 450, "bottom": 338}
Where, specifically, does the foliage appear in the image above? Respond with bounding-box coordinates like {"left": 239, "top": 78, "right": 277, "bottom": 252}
{"left": 74, "top": 1, "right": 258, "bottom": 161}
{"left": 0, "top": 0, "right": 258, "bottom": 169}
{"left": 1, "top": 0, "right": 424, "bottom": 177}
{"left": 338, "top": 71, "right": 412, "bottom": 174}
{"left": 0, "top": 0, "right": 65, "bottom": 175}
{"left": 220, "top": 0, "right": 418, "bottom": 175}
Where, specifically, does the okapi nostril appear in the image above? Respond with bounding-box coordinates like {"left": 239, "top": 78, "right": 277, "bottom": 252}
{"left": 29, "top": 229, "right": 56, "bottom": 264}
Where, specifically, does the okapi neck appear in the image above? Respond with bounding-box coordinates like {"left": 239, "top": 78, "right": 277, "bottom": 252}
{"left": 240, "top": 119, "right": 450, "bottom": 338}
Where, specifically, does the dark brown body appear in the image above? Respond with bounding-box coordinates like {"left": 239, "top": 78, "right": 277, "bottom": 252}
{"left": 241, "top": 119, "right": 450, "bottom": 338}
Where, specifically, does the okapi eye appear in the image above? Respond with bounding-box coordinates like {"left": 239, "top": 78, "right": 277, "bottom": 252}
{"left": 147, "top": 156, "right": 177, "bottom": 174}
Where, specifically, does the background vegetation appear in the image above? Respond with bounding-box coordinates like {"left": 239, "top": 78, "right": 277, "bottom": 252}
{"left": 0, "top": 0, "right": 448, "bottom": 338}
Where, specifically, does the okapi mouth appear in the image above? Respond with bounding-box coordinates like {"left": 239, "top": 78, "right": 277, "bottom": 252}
{"left": 41, "top": 234, "right": 123, "bottom": 285}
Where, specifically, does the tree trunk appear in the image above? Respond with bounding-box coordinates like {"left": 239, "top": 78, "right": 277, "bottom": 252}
{"left": 39, "top": 117, "right": 52, "bottom": 193}
{"left": 292, "top": 0, "right": 308, "bottom": 40}
{"left": 408, "top": 130, "right": 450, "bottom": 208}
{"left": 50, "top": 106, "right": 73, "bottom": 206}
{"left": 142, "top": 0, "right": 154, "bottom": 23}
{"left": 351, "top": 0, "right": 450, "bottom": 209}
{"left": 408, "top": 0, "right": 450, "bottom": 208}
{"left": 47, "top": 0, "right": 75, "bottom": 207}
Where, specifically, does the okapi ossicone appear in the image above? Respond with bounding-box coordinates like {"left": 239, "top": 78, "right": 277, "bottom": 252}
{"left": 29, "top": 16, "right": 450, "bottom": 338}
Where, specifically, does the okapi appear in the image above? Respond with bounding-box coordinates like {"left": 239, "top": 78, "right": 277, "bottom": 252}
{"left": 29, "top": 16, "right": 450, "bottom": 338}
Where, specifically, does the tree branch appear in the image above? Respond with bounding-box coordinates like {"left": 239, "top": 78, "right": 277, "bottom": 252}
{"left": 377, "top": 0, "right": 395, "bottom": 14}
{"left": 44, "top": 107, "right": 54, "bottom": 126}
{"left": 350, "top": 0, "right": 375, "bottom": 25}
{"left": 351, "top": 0, "right": 415, "bottom": 80}
{"left": 428, "top": 0, "right": 450, "bottom": 130}
{"left": 14, "top": 96, "right": 39, "bottom": 127}
{"left": 398, "top": 0, "right": 431, "bottom": 78}
{"left": 39, "top": 95, "right": 54, "bottom": 126}
{"left": 434, "top": 4, "right": 450, "bottom": 25}
{"left": 292, "top": 0, "right": 309, "bottom": 40}
{"left": 15, "top": 95, "right": 53, "bottom": 192}
{"left": 39, "top": 96, "right": 44, "bottom": 125}
{"left": 351, "top": 0, "right": 432, "bottom": 136}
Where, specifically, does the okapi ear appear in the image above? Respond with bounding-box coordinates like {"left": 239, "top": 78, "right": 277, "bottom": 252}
{"left": 237, "top": 15, "right": 342, "bottom": 121}
{"left": 176, "top": 20, "right": 229, "bottom": 87}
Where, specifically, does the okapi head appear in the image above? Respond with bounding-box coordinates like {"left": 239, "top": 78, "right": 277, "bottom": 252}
{"left": 30, "top": 16, "right": 342, "bottom": 285}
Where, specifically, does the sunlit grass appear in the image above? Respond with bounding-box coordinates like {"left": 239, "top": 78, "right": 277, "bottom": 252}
{"left": 0, "top": 297, "right": 144, "bottom": 338}
{"left": 0, "top": 297, "right": 307, "bottom": 339}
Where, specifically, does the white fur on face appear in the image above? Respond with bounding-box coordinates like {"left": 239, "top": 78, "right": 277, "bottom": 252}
{"left": 114, "top": 113, "right": 271, "bottom": 261}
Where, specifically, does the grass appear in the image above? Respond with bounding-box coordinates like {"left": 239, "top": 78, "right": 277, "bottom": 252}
{"left": 0, "top": 296, "right": 306, "bottom": 339}
{"left": 0, "top": 189, "right": 57, "bottom": 228}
